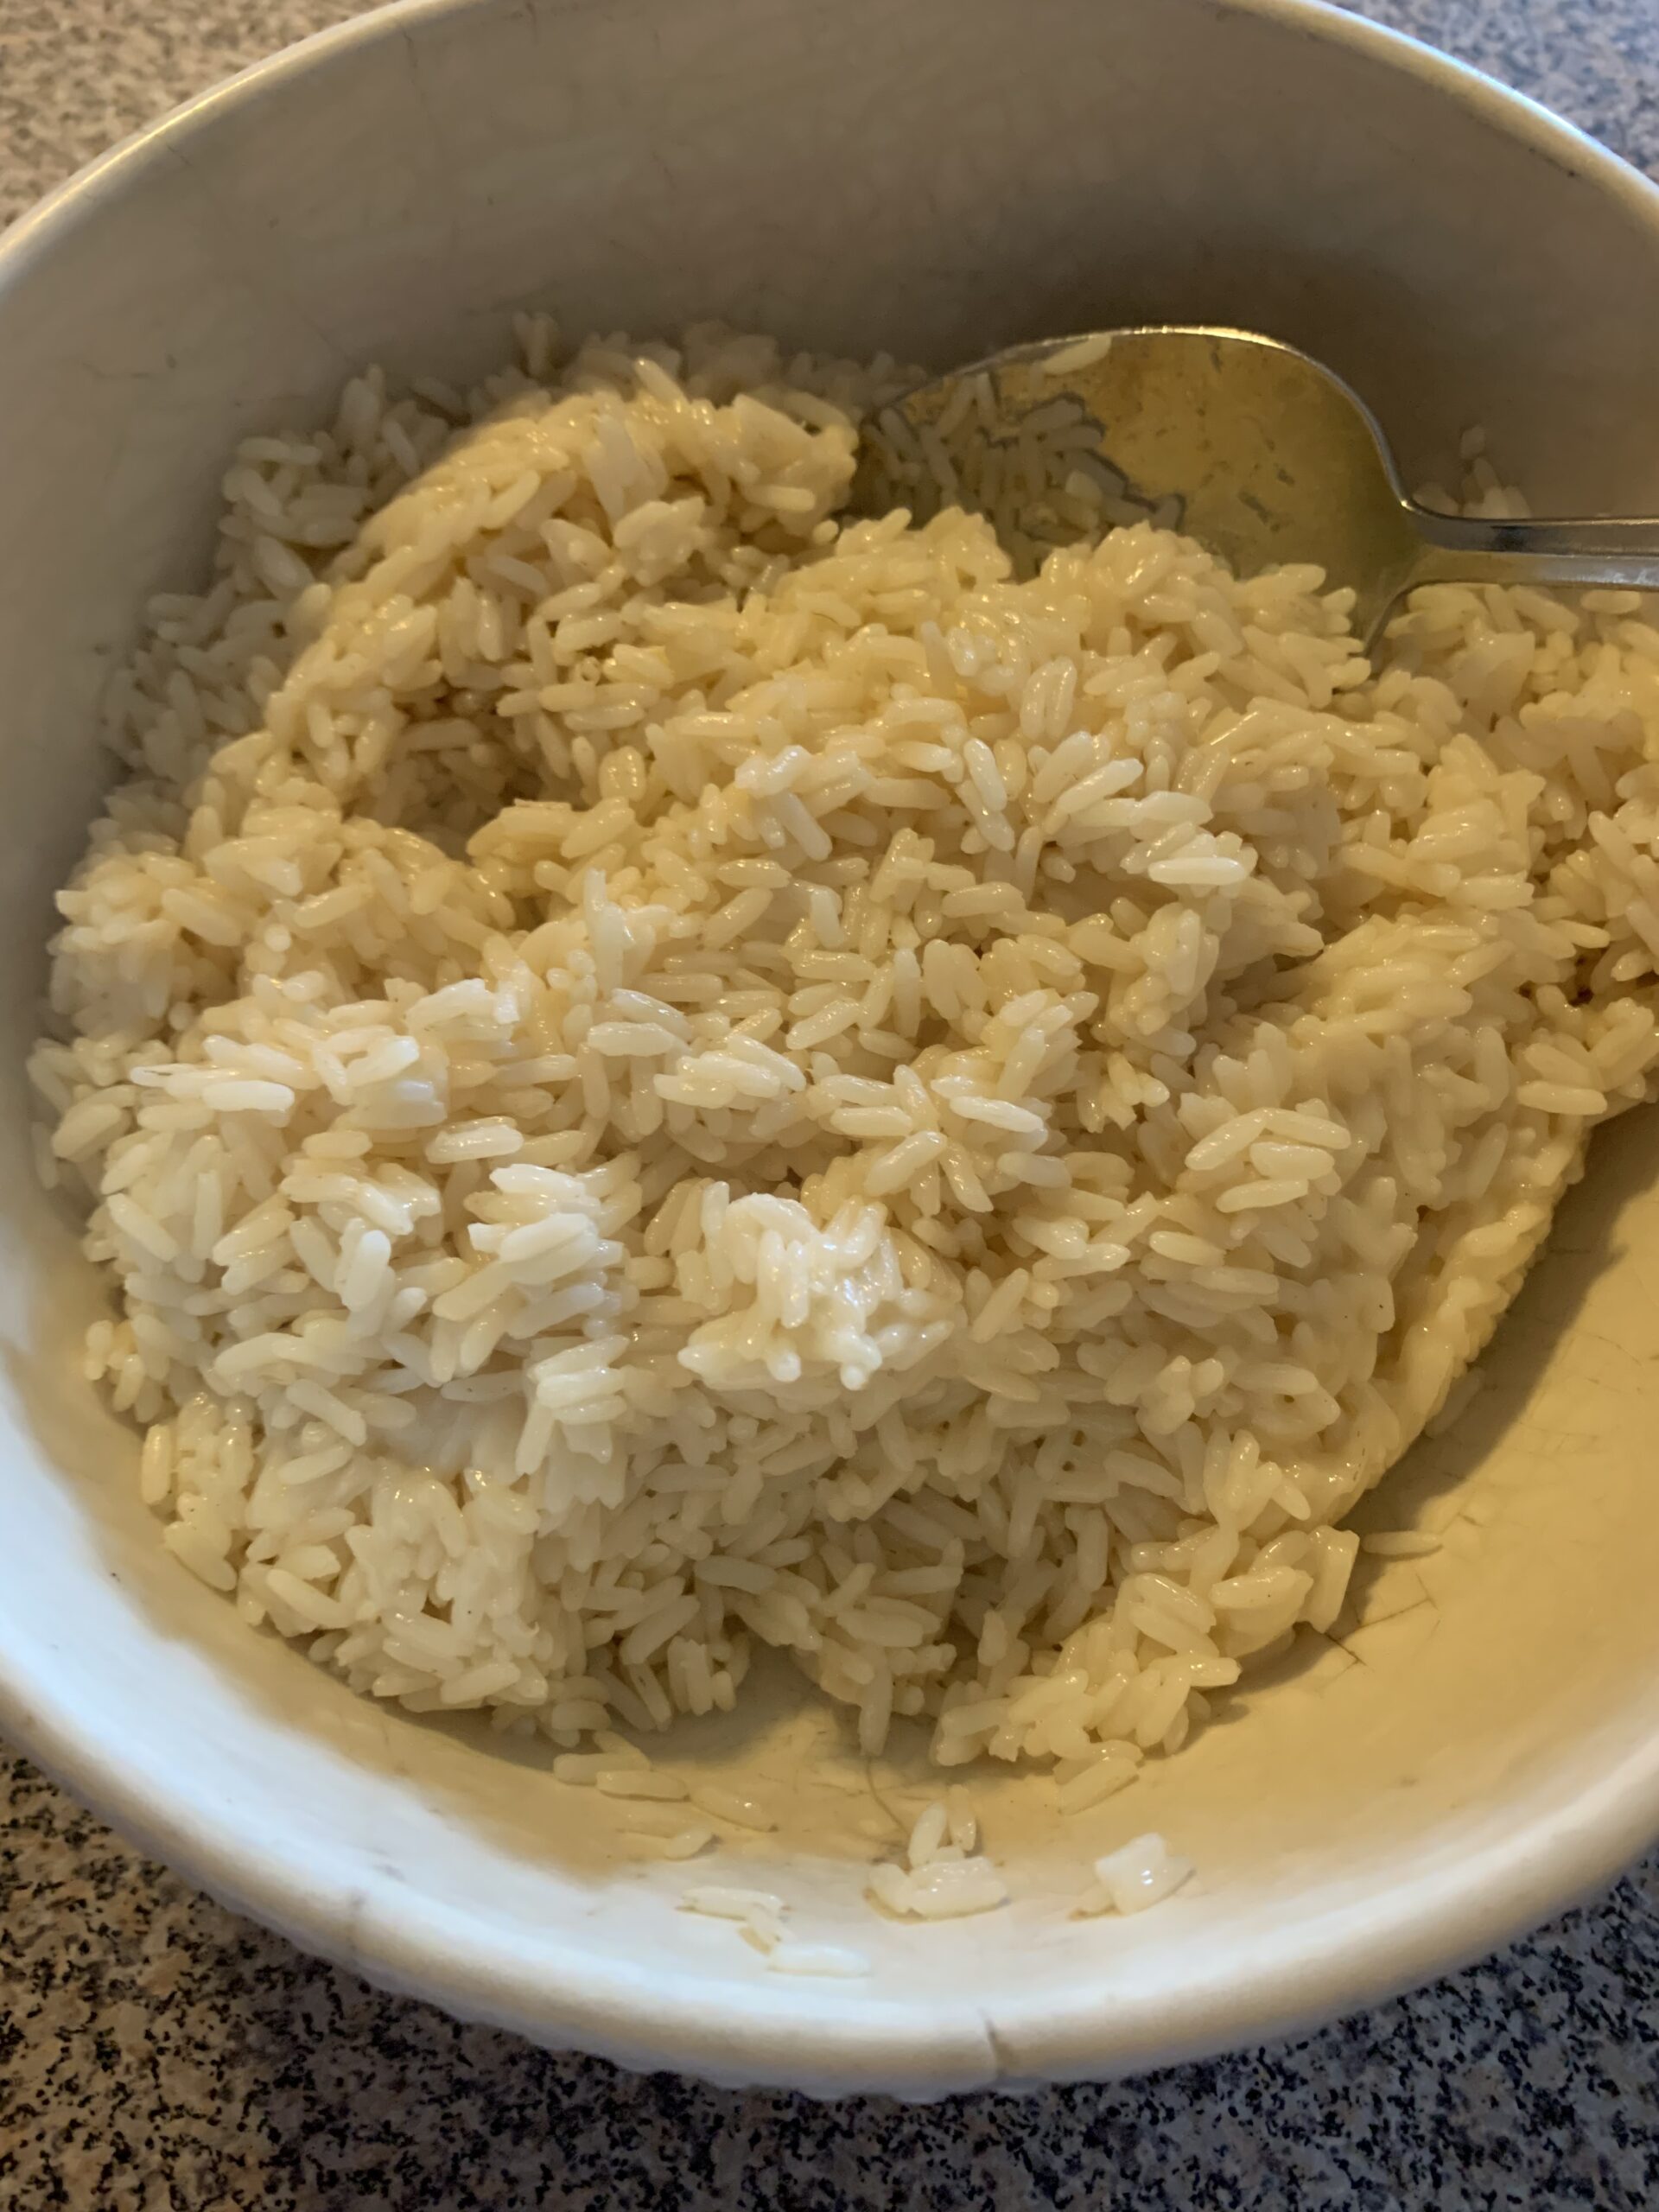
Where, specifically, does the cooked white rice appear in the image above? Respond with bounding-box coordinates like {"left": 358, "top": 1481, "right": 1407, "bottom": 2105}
{"left": 1080, "top": 1830, "right": 1193, "bottom": 1916}
{"left": 866, "top": 1791, "right": 1007, "bottom": 1920}
{"left": 679, "top": 1883, "right": 869, "bottom": 1974}
{"left": 32, "top": 314, "right": 1659, "bottom": 1791}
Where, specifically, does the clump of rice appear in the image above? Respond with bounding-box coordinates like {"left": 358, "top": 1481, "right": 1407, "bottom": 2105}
{"left": 32, "top": 313, "right": 1659, "bottom": 1796}
{"left": 1078, "top": 1831, "right": 1193, "bottom": 1916}
{"left": 867, "top": 1791, "right": 1007, "bottom": 1920}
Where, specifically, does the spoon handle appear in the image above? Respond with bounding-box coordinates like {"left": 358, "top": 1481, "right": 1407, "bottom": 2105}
{"left": 1402, "top": 508, "right": 1659, "bottom": 597}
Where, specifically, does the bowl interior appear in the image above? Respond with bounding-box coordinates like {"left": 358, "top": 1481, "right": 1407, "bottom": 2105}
{"left": 3, "top": 0, "right": 1659, "bottom": 2094}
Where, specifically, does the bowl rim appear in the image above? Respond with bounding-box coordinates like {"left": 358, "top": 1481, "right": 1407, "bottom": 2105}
{"left": 4, "top": 0, "right": 1659, "bottom": 2097}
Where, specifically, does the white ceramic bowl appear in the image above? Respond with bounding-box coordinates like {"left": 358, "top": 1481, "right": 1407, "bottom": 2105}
{"left": 5, "top": 0, "right": 1659, "bottom": 2099}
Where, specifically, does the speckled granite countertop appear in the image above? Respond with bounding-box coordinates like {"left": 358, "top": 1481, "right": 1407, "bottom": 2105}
{"left": 3, "top": 2, "right": 1659, "bottom": 2203}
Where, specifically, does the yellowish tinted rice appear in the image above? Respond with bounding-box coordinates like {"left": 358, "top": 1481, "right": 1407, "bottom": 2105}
{"left": 31, "top": 317, "right": 1659, "bottom": 1796}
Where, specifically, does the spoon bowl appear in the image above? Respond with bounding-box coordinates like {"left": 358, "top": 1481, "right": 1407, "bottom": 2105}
{"left": 861, "top": 327, "right": 1659, "bottom": 644}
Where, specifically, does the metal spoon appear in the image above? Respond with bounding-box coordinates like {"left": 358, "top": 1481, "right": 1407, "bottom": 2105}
{"left": 855, "top": 325, "right": 1659, "bottom": 646}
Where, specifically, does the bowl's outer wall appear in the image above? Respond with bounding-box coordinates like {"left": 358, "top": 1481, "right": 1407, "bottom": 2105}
{"left": 4, "top": 0, "right": 1659, "bottom": 2096}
